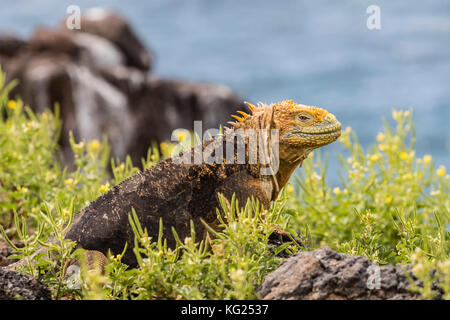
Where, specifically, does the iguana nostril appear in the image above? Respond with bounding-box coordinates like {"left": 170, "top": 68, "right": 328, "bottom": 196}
{"left": 324, "top": 113, "right": 336, "bottom": 122}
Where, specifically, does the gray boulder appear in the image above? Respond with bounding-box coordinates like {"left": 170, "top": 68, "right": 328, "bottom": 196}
{"left": 257, "top": 246, "right": 440, "bottom": 300}
{"left": 0, "top": 269, "right": 51, "bottom": 300}
{"left": 1, "top": 8, "right": 242, "bottom": 167}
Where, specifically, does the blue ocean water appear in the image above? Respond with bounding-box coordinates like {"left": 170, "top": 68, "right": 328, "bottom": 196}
{"left": 1, "top": 0, "right": 449, "bottom": 186}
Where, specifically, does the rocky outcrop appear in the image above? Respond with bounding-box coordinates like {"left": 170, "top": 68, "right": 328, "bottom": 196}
{"left": 258, "top": 246, "right": 440, "bottom": 300}
{"left": 0, "top": 8, "right": 242, "bottom": 166}
{"left": 0, "top": 269, "right": 51, "bottom": 300}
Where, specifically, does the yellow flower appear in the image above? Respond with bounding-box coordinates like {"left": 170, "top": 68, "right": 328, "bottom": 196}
{"left": 62, "top": 209, "right": 71, "bottom": 217}
{"left": 379, "top": 144, "right": 387, "bottom": 151}
{"left": 177, "top": 131, "right": 188, "bottom": 142}
{"left": 333, "top": 187, "right": 341, "bottom": 195}
{"left": 160, "top": 142, "right": 168, "bottom": 152}
{"left": 399, "top": 152, "right": 408, "bottom": 161}
{"left": 286, "top": 185, "right": 294, "bottom": 194}
{"left": 423, "top": 155, "right": 432, "bottom": 164}
{"left": 386, "top": 195, "right": 393, "bottom": 204}
{"left": 392, "top": 110, "right": 400, "bottom": 121}
{"left": 376, "top": 132, "right": 385, "bottom": 142}
{"left": 64, "top": 178, "right": 75, "bottom": 186}
{"left": 17, "top": 185, "right": 28, "bottom": 193}
{"left": 403, "top": 173, "right": 413, "bottom": 180}
{"left": 436, "top": 165, "right": 446, "bottom": 177}
{"left": 369, "top": 154, "right": 381, "bottom": 162}
{"left": 150, "top": 154, "right": 157, "bottom": 162}
{"left": 99, "top": 182, "right": 110, "bottom": 194}
{"left": 7, "top": 100, "right": 17, "bottom": 110}
{"left": 87, "top": 139, "right": 101, "bottom": 153}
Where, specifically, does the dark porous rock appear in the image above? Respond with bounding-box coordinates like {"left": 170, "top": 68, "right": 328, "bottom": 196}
{"left": 74, "top": 7, "right": 153, "bottom": 71}
{"left": 0, "top": 33, "right": 27, "bottom": 67}
{"left": 1, "top": 8, "right": 242, "bottom": 167}
{"left": 0, "top": 34, "right": 27, "bottom": 57}
{"left": 127, "top": 76, "right": 243, "bottom": 164}
{"left": 258, "top": 246, "right": 432, "bottom": 300}
{"left": 0, "top": 269, "right": 51, "bottom": 300}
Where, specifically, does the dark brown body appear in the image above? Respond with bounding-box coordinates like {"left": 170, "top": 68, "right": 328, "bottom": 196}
{"left": 65, "top": 140, "right": 271, "bottom": 267}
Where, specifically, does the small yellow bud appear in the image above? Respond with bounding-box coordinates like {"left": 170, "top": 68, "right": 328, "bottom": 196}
{"left": 7, "top": 100, "right": 17, "bottom": 110}
{"left": 287, "top": 185, "right": 294, "bottom": 194}
{"left": 333, "top": 187, "right": 341, "bottom": 195}
{"left": 376, "top": 132, "right": 385, "bottom": 142}
{"left": 17, "top": 185, "right": 28, "bottom": 193}
{"left": 379, "top": 144, "right": 387, "bottom": 151}
{"left": 369, "top": 154, "right": 380, "bottom": 162}
{"left": 392, "top": 110, "right": 400, "bottom": 121}
{"left": 99, "top": 182, "right": 110, "bottom": 194}
{"left": 87, "top": 140, "right": 101, "bottom": 152}
{"left": 423, "top": 155, "right": 432, "bottom": 164}
{"left": 62, "top": 209, "right": 70, "bottom": 217}
{"left": 344, "top": 127, "right": 352, "bottom": 134}
{"left": 64, "top": 178, "right": 75, "bottom": 186}
{"left": 386, "top": 195, "right": 393, "bottom": 204}
{"left": 399, "top": 152, "right": 408, "bottom": 161}
{"left": 436, "top": 165, "right": 446, "bottom": 177}
{"left": 403, "top": 173, "right": 413, "bottom": 180}
{"left": 177, "top": 131, "right": 188, "bottom": 141}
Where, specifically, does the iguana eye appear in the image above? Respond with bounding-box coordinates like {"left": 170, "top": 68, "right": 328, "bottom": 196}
{"left": 298, "top": 115, "right": 311, "bottom": 121}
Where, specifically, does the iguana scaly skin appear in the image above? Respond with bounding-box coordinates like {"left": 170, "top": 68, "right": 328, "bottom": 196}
{"left": 11, "top": 100, "right": 342, "bottom": 269}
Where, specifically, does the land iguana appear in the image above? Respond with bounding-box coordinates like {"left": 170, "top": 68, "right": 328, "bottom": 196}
{"left": 7, "top": 100, "right": 341, "bottom": 269}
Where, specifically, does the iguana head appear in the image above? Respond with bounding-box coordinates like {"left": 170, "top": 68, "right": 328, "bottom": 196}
{"left": 229, "top": 100, "right": 341, "bottom": 195}
{"left": 231, "top": 99, "right": 341, "bottom": 151}
{"left": 272, "top": 100, "right": 341, "bottom": 148}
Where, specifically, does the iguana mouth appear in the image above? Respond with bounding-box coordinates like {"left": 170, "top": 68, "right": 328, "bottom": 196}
{"left": 299, "top": 128, "right": 342, "bottom": 136}
{"left": 282, "top": 122, "right": 342, "bottom": 139}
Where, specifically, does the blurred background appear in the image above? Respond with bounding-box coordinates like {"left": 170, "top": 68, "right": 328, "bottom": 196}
{"left": 0, "top": 0, "right": 449, "bottom": 186}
